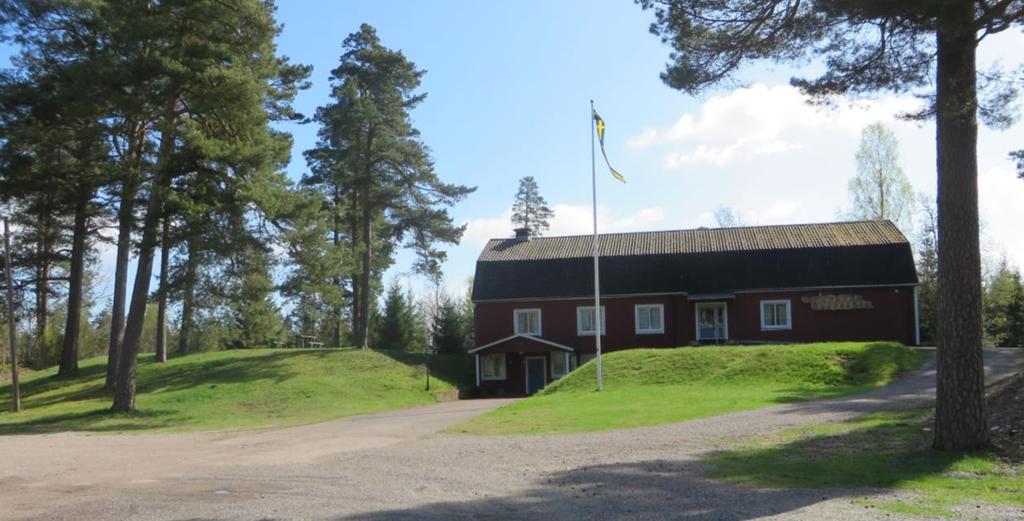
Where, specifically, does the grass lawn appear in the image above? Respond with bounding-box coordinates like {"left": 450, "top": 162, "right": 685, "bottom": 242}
{"left": 707, "top": 410, "right": 1024, "bottom": 517}
{"left": 0, "top": 348, "right": 471, "bottom": 435}
{"left": 451, "top": 342, "right": 926, "bottom": 435}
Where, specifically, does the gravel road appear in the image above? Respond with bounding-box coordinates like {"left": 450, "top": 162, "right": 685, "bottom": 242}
{"left": 1, "top": 348, "right": 1021, "bottom": 521}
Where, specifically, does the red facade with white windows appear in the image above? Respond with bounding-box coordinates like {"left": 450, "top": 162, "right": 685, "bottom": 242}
{"left": 470, "top": 221, "right": 920, "bottom": 396}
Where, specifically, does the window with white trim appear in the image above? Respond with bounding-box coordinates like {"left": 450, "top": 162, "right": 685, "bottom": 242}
{"left": 760, "top": 300, "right": 792, "bottom": 330}
{"left": 576, "top": 306, "right": 606, "bottom": 335}
{"left": 635, "top": 304, "right": 665, "bottom": 334}
{"left": 551, "top": 352, "right": 570, "bottom": 378}
{"left": 514, "top": 309, "right": 541, "bottom": 336}
{"left": 481, "top": 353, "right": 506, "bottom": 380}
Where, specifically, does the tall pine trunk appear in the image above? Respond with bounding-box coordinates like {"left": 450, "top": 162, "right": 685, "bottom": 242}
{"left": 932, "top": 4, "right": 989, "bottom": 451}
{"left": 112, "top": 100, "right": 177, "bottom": 413}
{"left": 357, "top": 196, "right": 372, "bottom": 349}
{"left": 57, "top": 194, "right": 88, "bottom": 377}
{"left": 177, "top": 238, "right": 196, "bottom": 354}
{"left": 34, "top": 242, "right": 48, "bottom": 366}
{"left": 105, "top": 181, "right": 136, "bottom": 389}
{"left": 155, "top": 215, "right": 169, "bottom": 363}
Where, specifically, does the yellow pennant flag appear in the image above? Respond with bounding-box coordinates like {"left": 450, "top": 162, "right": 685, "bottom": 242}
{"left": 592, "top": 109, "right": 626, "bottom": 183}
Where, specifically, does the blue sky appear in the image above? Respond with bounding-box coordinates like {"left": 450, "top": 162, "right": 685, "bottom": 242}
{"left": 5, "top": 1, "right": 1024, "bottom": 306}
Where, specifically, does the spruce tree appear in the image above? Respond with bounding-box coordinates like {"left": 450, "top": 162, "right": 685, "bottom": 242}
{"left": 511, "top": 176, "right": 554, "bottom": 236}
{"left": 373, "top": 282, "right": 421, "bottom": 352}
{"left": 433, "top": 295, "right": 469, "bottom": 356}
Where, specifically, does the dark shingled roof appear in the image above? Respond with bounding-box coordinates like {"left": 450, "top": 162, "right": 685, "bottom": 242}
{"left": 472, "top": 220, "right": 917, "bottom": 301}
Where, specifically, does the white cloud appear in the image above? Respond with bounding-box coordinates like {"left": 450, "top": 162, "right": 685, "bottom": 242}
{"left": 462, "top": 204, "right": 667, "bottom": 243}
{"left": 626, "top": 128, "right": 657, "bottom": 149}
{"left": 978, "top": 166, "right": 1024, "bottom": 268}
{"left": 629, "top": 83, "right": 922, "bottom": 168}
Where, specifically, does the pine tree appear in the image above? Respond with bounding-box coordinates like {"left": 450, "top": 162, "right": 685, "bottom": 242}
{"left": 108, "top": 0, "right": 308, "bottom": 411}
{"left": 511, "top": 176, "right": 554, "bottom": 236}
{"left": 307, "top": 24, "right": 475, "bottom": 350}
{"left": 639, "top": 0, "right": 1024, "bottom": 450}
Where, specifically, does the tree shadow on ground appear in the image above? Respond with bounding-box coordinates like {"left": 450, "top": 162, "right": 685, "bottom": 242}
{"left": 136, "top": 351, "right": 313, "bottom": 394}
{"left": 0, "top": 407, "right": 178, "bottom": 435}
{"left": 329, "top": 411, "right": 1017, "bottom": 521}
{"left": 326, "top": 458, "right": 864, "bottom": 521}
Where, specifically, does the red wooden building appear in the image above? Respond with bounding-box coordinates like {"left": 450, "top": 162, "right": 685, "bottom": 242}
{"left": 470, "top": 220, "right": 919, "bottom": 396}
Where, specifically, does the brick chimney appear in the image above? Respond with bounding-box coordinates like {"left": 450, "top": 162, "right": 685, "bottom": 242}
{"left": 513, "top": 227, "right": 531, "bottom": 241}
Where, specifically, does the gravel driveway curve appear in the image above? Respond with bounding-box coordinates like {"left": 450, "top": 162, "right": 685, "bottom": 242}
{"left": 1, "top": 348, "right": 1021, "bottom": 521}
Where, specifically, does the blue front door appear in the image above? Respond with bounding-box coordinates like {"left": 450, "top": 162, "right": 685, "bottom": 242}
{"left": 525, "top": 357, "right": 546, "bottom": 395}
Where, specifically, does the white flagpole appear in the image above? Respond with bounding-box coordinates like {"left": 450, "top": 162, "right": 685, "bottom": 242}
{"left": 590, "top": 100, "right": 603, "bottom": 392}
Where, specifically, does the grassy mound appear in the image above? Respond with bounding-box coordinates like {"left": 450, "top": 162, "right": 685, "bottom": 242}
{"left": 0, "top": 348, "right": 471, "bottom": 435}
{"left": 544, "top": 341, "right": 923, "bottom": 394}
{"left": 453, "top": 342, "right": 926, "bottom": 435}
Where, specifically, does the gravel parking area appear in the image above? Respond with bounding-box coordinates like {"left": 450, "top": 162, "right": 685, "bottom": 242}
{"left": 1, "top": 348, "right": 1021, "bottom": 521}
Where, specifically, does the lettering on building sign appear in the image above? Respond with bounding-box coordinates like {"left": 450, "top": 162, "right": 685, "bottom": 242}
{"left": 801, "top": 294, "right": 874, "bottom": 311}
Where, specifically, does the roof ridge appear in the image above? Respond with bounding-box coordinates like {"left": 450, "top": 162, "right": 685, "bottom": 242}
{"left": 477, "top": 220, "right": 908, "bottom": 262}
{"left": 482, "top": 219, "right": 899, "bottom": 243}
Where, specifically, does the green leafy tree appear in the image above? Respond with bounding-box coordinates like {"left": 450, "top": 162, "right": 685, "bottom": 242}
{"left": 511, "top": 176, "right": 554, "bottom": 236}
{"left": 848, "top": 123, "right": 915, "bottom": 232}
{"left": 916, "top": 194, "right": 939, "bottom": 345}
{"left": 639, "top": 0, "right": 1024, "bottom": 450}
{"left": 307, "top": 24, "right": 475, "bottom": 350}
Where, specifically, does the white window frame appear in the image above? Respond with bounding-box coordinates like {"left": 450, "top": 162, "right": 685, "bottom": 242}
{"left": 513, "top": 308, "right": 542, "bottom": 336}
{"left": 576, "top": 306, "right": 607, "bottom": 336}
{"left": 760, "top": 299, "right": 792, "bottom": 331}
{"left": 635, "top": 304, "right": 665, "bottom": 334}
{"left": 480, "top": 353, "right": 506, "bottom": 381}
{"left": 550, "top": 352, "right": 570, "bottom": 378}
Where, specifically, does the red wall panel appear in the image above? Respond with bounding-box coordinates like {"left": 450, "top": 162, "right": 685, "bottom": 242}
{"left": 474, "top": 286, "right": 916, "bottom": 352}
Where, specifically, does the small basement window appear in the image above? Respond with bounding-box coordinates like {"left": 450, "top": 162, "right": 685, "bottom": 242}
{"left": 551, "top": 352, "right": 570, "bottom": 378}
{"left": 576, "top": 306, "right": 607, "bottom": 335}
{"left": 760, "top": 300, "right": 792, "bottom": 330}
{"left": 514, "top": 308, "right": 542, "bottom": 336}
{"left": 481, "top": 353, "right": 506, "bottom": 380}
{"left": 635, "top": 304, "right": 665, "bottom": 334}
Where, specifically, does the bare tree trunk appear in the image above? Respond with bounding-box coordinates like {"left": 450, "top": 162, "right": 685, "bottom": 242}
{"left": 105, "top": 182, "right": 135, "bottom": 389}
{"left": 330, "top": 193, "right": 343, "bottom": 347}
{"left": 58, "top": 195, "right": 88, "bottom": 377}
{"left": 155, "top": 215, "right": 169, "bottom": 363}
{"left": 112, "top": 100, "right": 177, "bottom": 413}
{"left": 357, "top": 199, "right": 372, "bottom": 349}
{"left": 177, "top": 238, "right": 196, "bottom": 354}
{"left": 34, "top": 248, "right": 48, "bottom": 367}
{"left": 932, "top": 5, "right": 989, "bottom": 451}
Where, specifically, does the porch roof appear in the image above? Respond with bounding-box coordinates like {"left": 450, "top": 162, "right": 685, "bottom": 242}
{"left": 469, "top": 334, "right": 575, "bottom": 354}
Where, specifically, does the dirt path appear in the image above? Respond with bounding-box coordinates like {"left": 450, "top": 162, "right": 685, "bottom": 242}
{"left": 1, "top": 349, "right": 1021, "bottom": 521}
